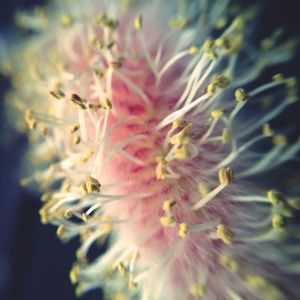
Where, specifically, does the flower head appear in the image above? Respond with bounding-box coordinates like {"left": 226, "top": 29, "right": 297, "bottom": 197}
{"left": 2, "top": 0, "right": 300, "bottom": 299}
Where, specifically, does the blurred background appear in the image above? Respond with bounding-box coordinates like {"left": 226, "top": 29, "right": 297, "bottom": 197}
{"left": 0, "top": 0, "right": 299, "bottom": 300}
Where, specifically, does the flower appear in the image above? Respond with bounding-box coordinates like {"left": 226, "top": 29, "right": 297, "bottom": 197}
{"left": 2, "top": 0, "right": 300, "bottom": 299}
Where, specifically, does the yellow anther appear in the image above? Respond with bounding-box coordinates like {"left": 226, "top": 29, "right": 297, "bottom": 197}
{"left": 267, "top": 190, "right": 282, "bottom": 205}
{"left": 204, "top": 38, "right": 214, "bottom": 50}
{"left": 38, "top": 124, "right": 48, "bottom": 136}
{"left": 155, "top": 156, "right": 167, "bottom": 179}
{"left": 260, "top": 38, "right": 273, "bottom": 50}
{"left": 20, "top": 178, "right": 31, "bottom": 187}
{"left": 174, "top": 145, "right": 190, "bottom": 160}
{"left": 169, "top": 16, "right": 189, "bottom": 30}
{"left": 215, "top": 17, "right": 227, "bottom": 29}
{"left": 217, "top": 224, "right": 234, "bottom": 244}
{"left": 232, "top": 16, "right": 246, "bottom": 29}
{"left": 213, "top": 74, "right": 231, "bottom": 88}
{"left": 82, "top": 213, "right": 89, "bottom": 222}
{"left": 272, "top": 214, "right": 285, "bottom": 229}
{"left": 73, "top": 135, "right": 81, "bottom": 145}
{"left": 273, "top": 134, "right": 287, "bottom": 146}
{"left": 56, "top": 225, "right": 65, "bottom": 238}
{"left": 24, "top": 110, "right": 37, "bottom": 130}
{"left": 205, "top": 48, "right": 218, "bottom": 60}
{"left": 39, "top": 207, "right": 50, "bottom": 224}
{"left": 172, "top": 119, "right": 187, "bottom": 129}
{"left": 262, "top": 123, "right": 273, "bottom": 137}
{"left": 215, "top": 37, "right": 227, "bottom": 48}
{"left": 211, "top": 109, "right": 224, "bottom": 119}
{"left": 219, "top": 167, "right": 234, "bottom": 186}
{"left": 163, "top": 197, "right": 176, "bottom": 211}
{"left": 70, "top": 124, "right": 80, "bottom": 134}
{"left": 170, "top": 124, "right": 192, "bottom": 145}
{"left": 76, "top": 249, "right": 87, "bottom": 264}
{"left": 107, "top": 40, "right": 116, "bottom": 49}
{"left": 91, "top": 36, "right": 104, "bottom": 49}
{"left": 94, "top": 13, "right": 118, "bottom": 30}
{"left": 235, "top": 88, "right": 249, "bottom": 102}
{"left": 198, "top": 181, "right": 209, "bottom": 197}
{"left": 160, "top": 216, "right": 175, "bottom": 227}
{"left": 75, "top": 284, "right": 84, "bottom": 298}
{"left": 88, "top": 103, "right": 102, "bottom": 112}
{"left": 49, "top": 89, "right": 65, "bottom": 99}
{"left": 64, "top": 209, "right": 73, "bottom": 219}
{"left": 86, "top": 176, "right": 101, "bottom": 193}
{"left": 134, "top": 15, "right": 143, "bottom": 30}
{"left": 114, "top": 292, "right": 129, "bottom": 300}
{"left": 178, "top": 223, "right": 188, "bottom": 238}
{"left": 189, "top": 282, "right": 206, "bottom": 297}
{"left": 218, "top": 253, "right": 230, "bottom": 266}
{"left": 272, "top": 73, "right": 285, "bottom": 82}
{"left": 109, "top": 60, "right": 123, "bottom": 69}
{"left": 80, "top": 182, "right": 88, "bottom": 197}
{"left": 117, "top": 262, "right": 127, "bottom": 275}
{"left": 102, "top": 214, "right": 113, "bottom": 233}
{"left": 207, "top": 83, "right": 216, "bottom": 94}
{"left": 70, "top": 263, "right": 80, "bottom": 284}
{"left": 70, "top": 93, "right": 87, "bottom": 110}
{"left": 219, "top": 254, "right": 239, "bottom": 273}
{"left": 222, "top": 128, "right": 232, "bottom": 143}
{"left": 189, "top": 46, "right": 199, "bottom": 55}
{"left": 286, "top": 77, "right": 297, "bottom": 88}
{"left": 245, "top": 275, "right": 267, "bottom": 289}
{"left": 61, "top": 15, "right": 73, "bottom": 27}
{"left": 101, "top": 97, "right": 112, "bottom": 109}
{"left": 128, "top": 278, "right": 138, "bottom": 289}
{"left": 41, "top": 192, "right": 51, "bottom": 202}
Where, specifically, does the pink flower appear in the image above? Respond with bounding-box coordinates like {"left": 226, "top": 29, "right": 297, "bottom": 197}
{"left": 3, "top": 0, "right": 300, "bottom": 299}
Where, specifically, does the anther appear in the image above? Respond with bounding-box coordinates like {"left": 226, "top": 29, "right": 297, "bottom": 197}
{"left": 219, "top": 168, "right": 234, "bottom": 186}
{"left": 64, "top": 209, "right": 73, "bottom": 219}
{"left": 216, "top": 224, "right": 234, "bottom": 244}
{"left": 88, "top": 103, "right": 102, "bottom": 112}
{"left": 262, "top": 123, "right": 273, "bottom": 137}
{"left": 49, "top": 89, "right": 65, "bottom": 99}
{"left": 178, "top": 223, "right": 188, "bottom": 238}
{"left": 101, "top": 97, "right": 112, "bottom": 109}
{"left": 235, "top": 88, "right": 249, "bottom": 102}
{"left": 61, "top": 15, "right": 73, "bottom": 27}
{"left": 211, "top": 109, "right": 224, "bottom": 119}
{"left": 109, "top": 60, "right": 123, "bottom": 69}
{"left": 273, "top": 134, "right": 287, "bottom": 146}
{"left": 189, "top": 282, "right": 206, "bottom": 297}
{"left": 82, "top": 213, "right": 89, "bottom": 222}
{"left": 73, "top": 135, "right": 81, "bottom": 145}
{"left": 162, "top": 197, "right": 176, "bottom": 211}
{"left": 155, "top": 156, "right": 167, "bottom": 179}
{"left": 56, "top": 225, "right": 65, "bottom": 238}
{"left": 86, "top": 176, "right": 101, "bottom": 193}
{"left": 267, "top": 190, "right": 282, "bottom": 205}
{"left": 189, "top": 46, "right": 199, "bottom": 56}
{"left": 272, "top": 214, "right": 285, "bottom": 230}
{"left": 80, "top": 183, "right": 88, "bottom": 197}
{"left": 117, "top": 262, "right": 127, "bottom": 275}
{"left": 222, "top": 128, "right": 232, "bottom": 143}
{"left": 70, "top": 94, "right": 87, "bottom": 110}
{"left": 70, "top": 124, "right": 80, "bottom": 134}
{"left": 174, "top": 145, "right": 190, "bottom": 160}
{"left": 69, "top": 263, "right": 80, "bottom": 284}
{"left": 134, "top": 15, "right": 143, "bottom": 30}
{"left": 160, "top": 216, "right": 176, "bottom": 227}
{"left": 213, "top": 74, "right": 231, "bottom": 88}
